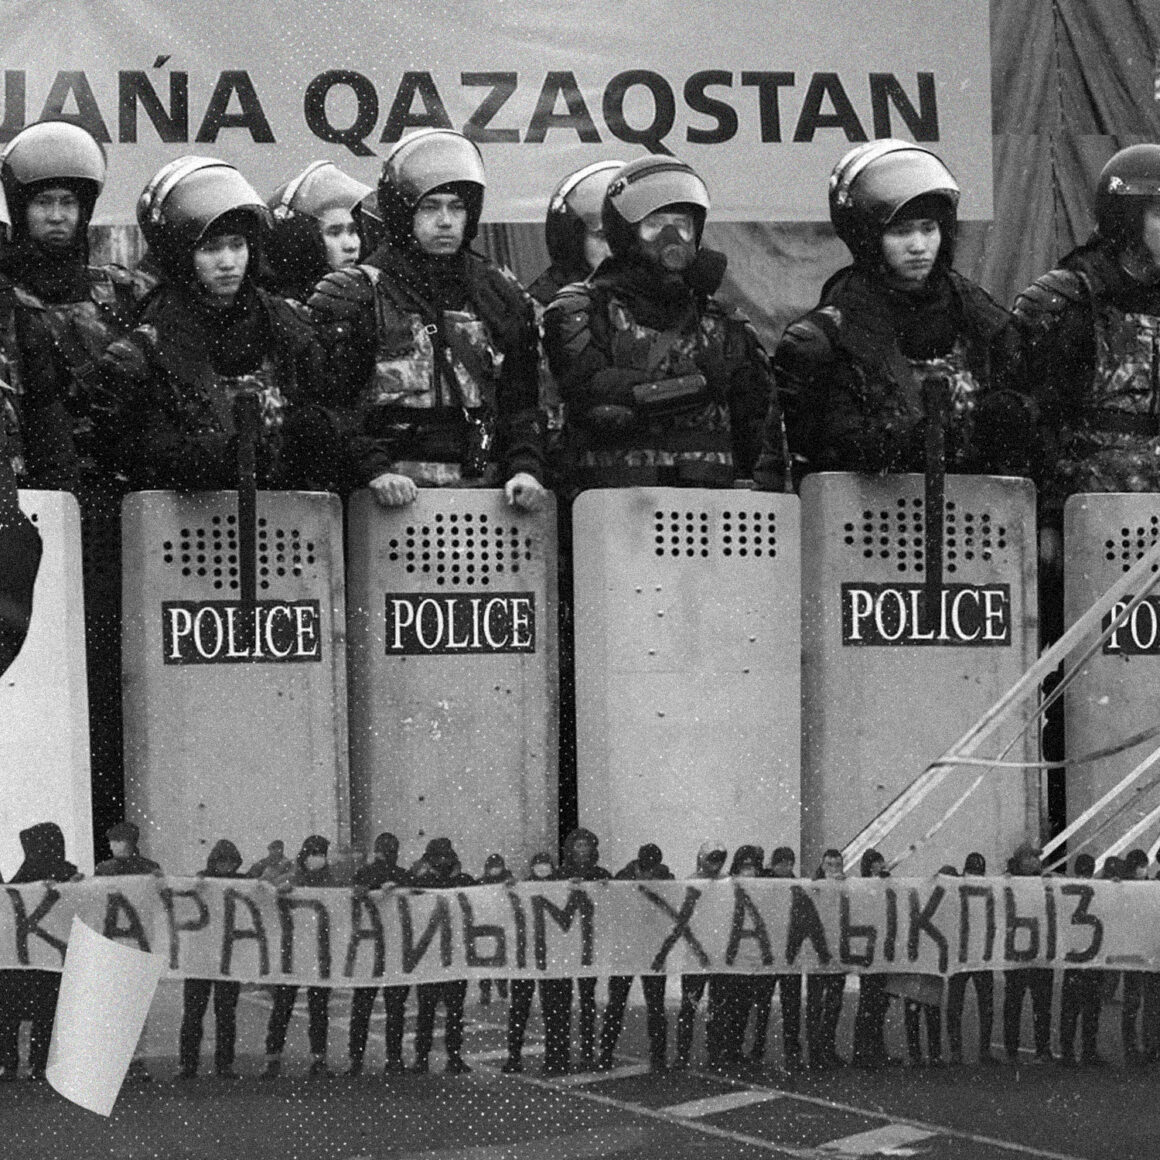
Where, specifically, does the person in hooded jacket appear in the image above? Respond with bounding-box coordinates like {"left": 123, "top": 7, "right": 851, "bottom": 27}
{"left": 0, "top": 822, "right": 81, "bottom": 1080}
{"left": 307, "top": 128, "right": 547, "bottom": 508}
{"left": 346, "top": 832, "right": 410, "bottom": 1076}
{"left": 409, "top": 837, "right": 477, "bottom": 1074}
{"left": 673, "top": 840, "right": 728, "bottom": 1070}
{"left": 945, "top": 851, "right": 997, "bottom": 1065}
{"left": 757, "top": 139, "right": 1030, "bottom": 490}
{"left": 262, "top": 835, "right": 337, "bottom": 1079}
{"left": 598, "top": 843, "right": 674, "bottom": 1071}
{"left": 851, "top": 849, "right": 896, "bottom": 1069}
{"left": 1003, "top": 843, "right": 1054, "bottom": 1064}
{"left": 545, "top": 155, "right": 785, "bottom": 494}
{"left": 264, "top": 161, "right": 373, "bottom": 304}
{"left": 542, "top": 827, "right": 612, "bottom": 1073}
{"left": 177, "top": 839, "right": 245, "bottom": 1079}
{"left": 503, "top": 851, "right": 559, "bottom": 1075}
{"left": 807, "top": 849, "right": 848, "bottom": 1070}
{"left": 94, "top": 820, "right": 161, "bottom": 876}
{"left": 478, "top": 852, "right": 515, "bottom": 1008}
{"left": 707, "top": 844, "right": 765, "bottom": 1069}
{"left": 1058, "top": 853, "right": 1104, "bottom": 1067}
{"left": 747, "top": 846, "right": 804, "bottom": 1072}
{"left": 100, "top": 156, "right": 325, "bottom": 492}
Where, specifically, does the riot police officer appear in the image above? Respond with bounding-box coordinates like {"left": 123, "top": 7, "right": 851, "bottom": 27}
{"left": 544, "top": 154, "right": 784, "bottom": 493}
{"left": 101, "top": 156, "right": 323, "bottom": 491}
{"left": 307, "top": 128, "right": 547, "bottom": 510}
{"left": 528, "top": 160, "right": 624, "bottom": 309}
{"left": 1014, "top": 145, "right": 1160, "bottom": 574}
{"left": 0, "top": 120, "right": 147, "bottom": 834}
{"left": 759, "top": 140, "right": 1029, "bottom": 489}
{"left": 265, "top": 161, "right": 373, "bottom": 303}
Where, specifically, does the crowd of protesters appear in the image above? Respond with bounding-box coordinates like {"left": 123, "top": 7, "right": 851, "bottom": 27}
{"left": 0, "top": 822, "right": 1153, "bottom": 1083}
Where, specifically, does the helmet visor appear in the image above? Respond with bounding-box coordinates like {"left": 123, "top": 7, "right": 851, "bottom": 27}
{"left": 383, "top": 130, "right": 485, "bottom": 206}
{"left": 1, "top": 121, "right": 106, "bottom": 192}
{"left": 142, "top": 158, "right": 269, "bottom": 245}
{"left": 274, "top": 161, "right": 372, "bottom": 219}
{"left": 606, "top": 160, "right": 709, "bottom": 225}
{"left": 836, "top": 146, "right": 959, "bottom": 227}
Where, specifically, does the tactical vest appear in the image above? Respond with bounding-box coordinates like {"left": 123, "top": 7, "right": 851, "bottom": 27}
{"left": 17, "top": 268, "right": 136, "bottom": 468}
{"left": 906, "top": 338, "right": 983, "bottom": 464}
{"left": 362, "top": 265, "right": 505, "bottom": 485}
{"left": 1090, "top": 299, "right": 1160, "bottom": 414}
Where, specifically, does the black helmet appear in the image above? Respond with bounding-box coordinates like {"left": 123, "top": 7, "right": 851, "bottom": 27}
{"left": 137, "top": 156, "right": 269, "bottom": 278}
{"left": 268, "top": 160, "right": 372, "bottom": 223}
{"left": 829, "top": 139, "right": 960, "bottom": 265}
{"left": 0, "top": 119, "right": 106, "bottom": 242}
{"left": 544, "top": 159, "right": 624, "bottom": 273}
{"left": 601, "top": 155, "right": 710, "bottom": 259}
{"left": 378, "top": 129, "right": 486, "bottom": 249}
{"left": 267, "top": 161, "right": 371, "bottom": 291}
{"left": 1094, "top": 144, "right": 1160, "bottom": 246}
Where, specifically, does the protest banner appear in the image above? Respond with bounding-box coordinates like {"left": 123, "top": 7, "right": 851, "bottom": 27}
{"left": 0, "top": 875, "right": 1140, "bottom": 988}
{"left": 0, "top": 0, "right": 991, "bottom": 223}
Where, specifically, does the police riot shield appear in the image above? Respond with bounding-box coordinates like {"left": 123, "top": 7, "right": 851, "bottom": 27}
{"left": 801, "top": 473, "right": 1038, "bottom": 875}
{"left": 1064, "top": 494, "right": 1160, "bottom": 845}
{"left": 346, "top": 489, "right": 558, "bottom": 875}
{"left": 573, "top": 488, "right": 801, "bottom": 878}
{"left": 0, "top": 491, "right": 92, "bottom": 876}
{"left": 122, "top": 491, "right": 349, "bottom": 874}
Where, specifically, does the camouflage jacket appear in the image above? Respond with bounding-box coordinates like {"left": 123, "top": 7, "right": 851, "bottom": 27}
{"left": 543, "top": 255, "right": 780, "bottom": 490}
{"left": 307, "top": 245, "right": 545, "bottom": 488}
{"left": 764, "top": 265, "right": 1027, "bottom": 487}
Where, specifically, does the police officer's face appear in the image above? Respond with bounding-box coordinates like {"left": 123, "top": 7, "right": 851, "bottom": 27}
{"left": 318, "top": 207, "right": 361, "bottom": 271}
{"left": 26, "top": 186, "right": 80, "bottom": 249}
{"left": 880, "top": 217, "right": 941, "bottom": 287}
{"left": 192, "top": 233, "right": 249, "bottom": 302}
{"left": 637, "top": 209, "right": 696, "bottom": 271}
{"left": 582, "top": 221, "right": 610, "bottom": 272}
{"left": 1141, "top": 201, "right": 1160, "bottom": 267}
{"left": 413, "top": 193, "right": 467, "bottom": 255}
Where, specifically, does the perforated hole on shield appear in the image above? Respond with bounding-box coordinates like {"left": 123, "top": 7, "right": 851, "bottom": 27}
{"left": 720, "top": 508, "right": 778, "bottom": 559}
{"left": 1106, "top": 515, "right": 1160, "bottom": 573}
{"left": 163, "top": 514, "right": 240, "bottom": 592}
{"left": 387, "top": 510, "right": 533, "bottom": 587}
{"left": 844, "top": 497, "right": 925, "bottom": 575}
{"left": 256, "top": 518, "right": 315, "bottom": 592}
{"left": 945, "top": 503, "right": 1008, "bottom": 574}
{"left": 653, "top": 509, "right": 710, "bottom": 558}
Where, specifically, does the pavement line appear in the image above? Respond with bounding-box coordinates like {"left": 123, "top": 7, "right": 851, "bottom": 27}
{"left": 692, "top": 1068, "right": 1094, "bottom": 1160}
{"left": 549, "top": 1062, "right": 652, "bottom": 1086}
{"left": 464, "top": 1044, "right": 545, "bottom": 1062}
{"left": 390, "top": 1123, "right": 649, "bottom": 1160}
{"left": 663, "top": 1089, "right": 783, "bottom": 1118}
{"left": 819, "top": 1124, "right": 937, "bottom": 1155}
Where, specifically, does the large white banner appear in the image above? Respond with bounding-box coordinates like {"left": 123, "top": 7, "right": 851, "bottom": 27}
{"left": 0, "top": 0, "right": 992, "bottom": 224}
{"left": 0, "top": 875, "right": 1138, "bottom": 987}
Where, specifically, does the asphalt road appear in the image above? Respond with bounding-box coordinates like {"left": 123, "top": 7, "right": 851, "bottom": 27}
{"left": 0, "top": 978, "right": 1152, "bottom": 1160}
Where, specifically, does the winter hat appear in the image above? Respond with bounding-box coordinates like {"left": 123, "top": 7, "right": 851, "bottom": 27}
{"left": 301, "top": 834, "right": 330, "bottom": 858}
{"left": 769, "top": 846, "right": 795, "bottom": 869}
{"left": 106, "top": 821, "right": 139, "bottom": 845}
{"left": 637, "top": 844, "right": 663, "bottom": 870}
{"left": 207, "top": 839, "right": 242, "bottom": 871}
{"left": 424, "top": 838, "right": 456, "bottom": 864}
{"left": 963, "top": 852, "right": 986, "bottom": 875}
{"left": 373, "top": 832, "right": 399, "bottom": 861}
